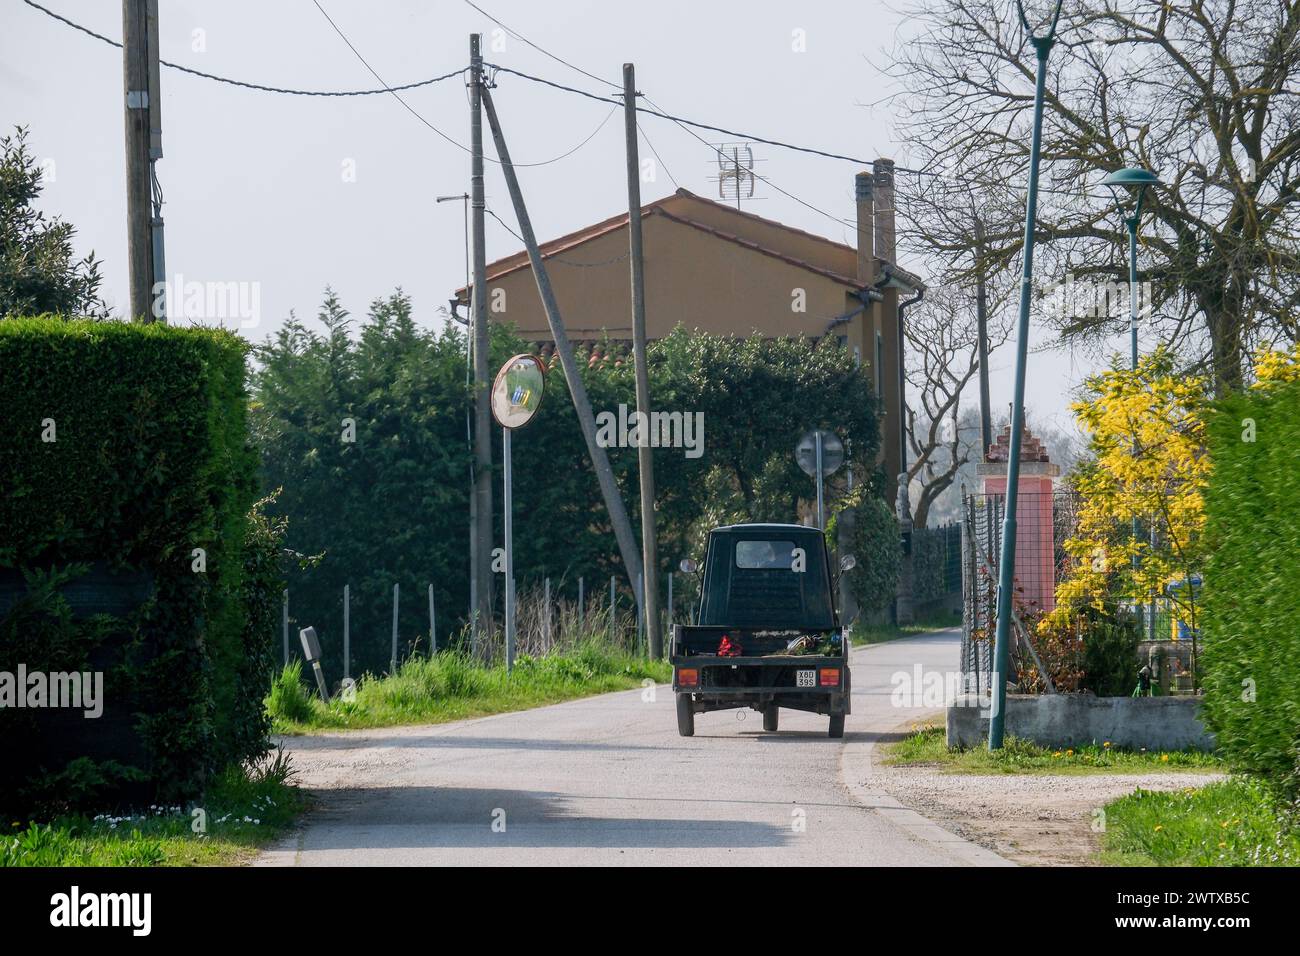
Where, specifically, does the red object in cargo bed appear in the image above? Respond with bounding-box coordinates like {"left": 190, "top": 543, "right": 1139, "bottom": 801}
{"left": 716, "top": 634, "right": 742, "bottom": 657}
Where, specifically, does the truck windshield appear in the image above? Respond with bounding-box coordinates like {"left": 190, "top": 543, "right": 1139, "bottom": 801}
{"left": 699, "top": 534, "right": 835, "bottom": 629}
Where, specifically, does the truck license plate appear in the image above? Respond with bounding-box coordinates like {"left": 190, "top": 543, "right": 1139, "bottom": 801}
{"left": 796, "top": 669, "right": 815, "bottom": 688}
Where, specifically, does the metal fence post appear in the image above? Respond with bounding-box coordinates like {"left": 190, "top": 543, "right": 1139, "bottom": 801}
{"left": 343, "top": 583, "right": 350, "bottom": 682}
{"left": 429, "top": 583, "right": 436, "bottom": 655}
{"left": 578, "top": 576, "right": 585, "bottom": 633}
{"left": 609, "top": 575, "right": 616, "bottom": 642}
{"left": 543, "top": 576, "right": 551, "bottom": 649}
{"left": 390, "top": 582, "right": 399, "bottom": 674}
{"left": 282, "top": 589, "right": 289, "bottom": 668}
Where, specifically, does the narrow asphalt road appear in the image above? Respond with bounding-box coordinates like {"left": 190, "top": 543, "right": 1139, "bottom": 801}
{"left": 258, "top": 628, "right": 1009, "bottom": 866}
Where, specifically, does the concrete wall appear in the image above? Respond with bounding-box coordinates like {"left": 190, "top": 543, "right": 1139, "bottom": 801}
{"left": 946, "top": 694, "right": 1216, "bottom": 752}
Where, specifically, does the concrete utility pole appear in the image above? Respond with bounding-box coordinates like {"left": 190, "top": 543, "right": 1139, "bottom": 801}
{"left": 122, "top": 0, "right": 163, "bottom": 322}
{"left": 469, "top": 36, "right": 493, "bottom": 652}
{"left": 622, "top": 64, "right": 663, "bottom": 659}
{"left": 479, "top": 84, "right": 646, "bottom": 601}
{"left": 973, "top": 216, "right": 993, "bottom": 458}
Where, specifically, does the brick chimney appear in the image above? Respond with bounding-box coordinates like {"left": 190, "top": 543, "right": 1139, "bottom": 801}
{"left": 872, "top": 158, "right": 896, "bottom": 266}
{"left": 855, "top": 171, "right": 876, "bottom": 284}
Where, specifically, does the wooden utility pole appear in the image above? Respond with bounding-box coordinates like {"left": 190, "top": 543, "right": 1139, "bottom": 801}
{"left": 479, "top": 85, "right": 646, "bottom": 601}
{"left": 622, "top": 64, "right": 663, "bottom": 658}
{"left": 469, "top": 35, "right": 493, "bottom": 651}
{"left": 974, "top": 216, "right": 993, "bottom": 458}
{"left": 122, "top": 0, "right": 162, "bottom": 322}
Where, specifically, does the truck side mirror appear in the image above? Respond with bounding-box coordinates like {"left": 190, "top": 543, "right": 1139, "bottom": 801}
{"left": 679, "top": 558, "right": 698, "bottom": 574}
{"left": 840, "top": 554, "right": 857, "bottom": 572}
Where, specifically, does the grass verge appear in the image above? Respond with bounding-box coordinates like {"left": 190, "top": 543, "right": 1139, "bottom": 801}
{"left": 885, "top": 725, "right": 1222, "bottom": 775}
{"left": 269, "top": 642, "right": 672, "bottom": 733}
{"left": 1100, "top": 777, "right": 1300, "bottom": 865}
{"left": 1, "top": 751, "right": 307, "bottom": 866}
{"left": 850, "top": 612, "right": 961, "bottom": 646}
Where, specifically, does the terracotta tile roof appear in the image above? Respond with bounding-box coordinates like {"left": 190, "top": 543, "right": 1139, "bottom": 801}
{"left": 529, "top": 339, "right": 632, "bottom": 371}
{"left": 455, "top": 188, "right": 920, "bottom": 299}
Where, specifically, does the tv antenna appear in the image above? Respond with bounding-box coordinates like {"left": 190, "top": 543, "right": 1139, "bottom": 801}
{"left": 708, "top": 143, "right": 763, "bottom": 209}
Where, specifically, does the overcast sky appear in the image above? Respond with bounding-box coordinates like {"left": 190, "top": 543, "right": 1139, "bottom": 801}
{"left": 3, "top": 0, "right": 1103, "bottom": 445}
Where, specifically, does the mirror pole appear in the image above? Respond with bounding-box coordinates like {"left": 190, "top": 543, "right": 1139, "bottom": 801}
{"left": 503, "top": 426, "right": 515, "bottom": 673}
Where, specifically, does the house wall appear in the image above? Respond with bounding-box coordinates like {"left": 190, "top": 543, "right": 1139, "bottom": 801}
{"left": 485, "top": 213, "right": 856, "bottom": 342}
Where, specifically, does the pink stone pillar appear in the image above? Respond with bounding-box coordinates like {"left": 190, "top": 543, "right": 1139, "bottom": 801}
{"left": 977, "top": 426, "right": 1061, "bottom": 616}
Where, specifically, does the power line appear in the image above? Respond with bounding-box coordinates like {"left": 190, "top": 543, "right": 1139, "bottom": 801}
{"left": 505, "top": 105, "right": 621, "bottom": 168}
{"left": 310, "top": 2, "right": 620, "bottom": 167}
{"left": 641, "top": 92, "right": 854, "bottom": 228}
{"left": 484, "top": 62, "right": 1098, "bottom": 200}
{"left": 486, "top": 63, "right": 878, "bottom": 166}
{"left": 461, "top": 0, "right": 621, "bottom": 90}
{"left": 474, "top": 61, "right": 859, "bottom": 227}
{"left": 30, "top": 0, "right": 1086, "bottom": 205}
{"left": 311, "top": 0, "right": 467, "bottom": 151}
{"left": 637, "top": 120, "right": 679, "bottom": 190}
{"left": 22, "top": 0, "right": 465, "bottom": 97}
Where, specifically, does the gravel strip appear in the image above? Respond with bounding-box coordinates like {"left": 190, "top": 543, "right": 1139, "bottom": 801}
{"left": 873, "top": 765, "right": 1226, "bottom": 866}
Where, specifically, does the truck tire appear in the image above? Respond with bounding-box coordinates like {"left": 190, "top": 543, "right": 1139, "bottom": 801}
{"left": 828, "top": 714, "right": 845, "bottom": 738}
{"left": 676, "top": 693, "right": 695, "bottom": 737}
{"left": 762, "top": 704, "right": 779, "bottom": 732}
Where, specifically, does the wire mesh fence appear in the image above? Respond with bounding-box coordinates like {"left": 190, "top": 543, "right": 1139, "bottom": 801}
{"left": 278, "top": 569, "right": 688, "bottom": 687}
{"left": 960, "top": 489, "right": 1202, "bottom": 697}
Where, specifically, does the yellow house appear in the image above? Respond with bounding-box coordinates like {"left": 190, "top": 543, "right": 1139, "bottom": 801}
{"left": 457, "top": 159, "right": 923, "bottom": 494}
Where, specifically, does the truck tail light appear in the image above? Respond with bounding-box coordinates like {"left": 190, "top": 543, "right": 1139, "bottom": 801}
{"left": 819, "top": 667, "right": 841, "bottom": 687}
{"left": 677, "top": 668, "right": 699, "bottom": 687}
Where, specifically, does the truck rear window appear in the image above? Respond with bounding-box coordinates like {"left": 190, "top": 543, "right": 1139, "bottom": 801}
{"left": 735, "top": 540, "right": 798, "bottom": 569}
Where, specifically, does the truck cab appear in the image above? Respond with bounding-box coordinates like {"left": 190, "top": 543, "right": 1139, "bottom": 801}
{"left": 671, "top": 523, "right": 853, "bottom": 738}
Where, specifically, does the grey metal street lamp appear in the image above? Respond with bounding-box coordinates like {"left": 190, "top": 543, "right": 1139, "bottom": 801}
{"left": 988, "top": 0, "right": 1064, "bottom": 750}
{"left": 1102, "top": 167, "right": 1162, "bottom": 642}
{"left": 1101, "top": 167, "right": 1161, "bottom": 370}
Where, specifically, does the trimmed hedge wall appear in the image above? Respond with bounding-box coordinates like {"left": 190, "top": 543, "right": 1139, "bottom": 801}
{"left": 1200, "top": 380, "right": 1300, "bottom": 794}
{"left": 0, "top": 318, "right": 271, "bottom": 815}
{"left": 841, "top": 492, "right": 901, "bottom": 616}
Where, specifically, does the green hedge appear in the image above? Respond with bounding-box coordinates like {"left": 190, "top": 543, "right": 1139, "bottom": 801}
{"left": 910, "top": 523, "right": 960, "bottom": 605}
{"left": 0, "top": 317, "right": 270, "bottom": 816}
{"left": 838, "top": 490, "right": 901, "bottom": 615}
{"left": 1200, "top": 380, "right": 1300, "bottom": 795}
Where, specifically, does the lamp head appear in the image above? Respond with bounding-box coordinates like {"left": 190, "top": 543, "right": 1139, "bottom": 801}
{"left": 1103, "top": 167, "right": 1161, "bottom": 220}
{"left": 1102, "top": 167, "right": 1161, "bottom": 190}
{"left": 1102, "top": 167, "right": 1164, "bottom": 223}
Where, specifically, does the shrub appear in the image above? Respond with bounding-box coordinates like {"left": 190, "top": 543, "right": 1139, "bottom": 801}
{"left": 0, "top": 318, "right": 273, "bottom": 816}
{"left": 1079, "top": 612, "right": 1142, "bottom": 696}
{"left": 838, "top": 490, "right": 901, "bottom": 615}
{"left": 1200, "top": 379, "right": 1300, "bottom": 795}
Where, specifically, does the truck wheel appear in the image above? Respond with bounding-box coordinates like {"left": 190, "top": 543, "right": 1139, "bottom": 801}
{"left": 828, "top": 714, "right": 845, "bottom": 739}
{"left": 676, "top": 693, "right": 695, "bottom": 737}
{"left": 762, "top": 704, "right": 779, "bottom": 732}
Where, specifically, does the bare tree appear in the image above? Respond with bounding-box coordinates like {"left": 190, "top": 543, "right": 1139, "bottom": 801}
{"left": 885, "top": 0, "right": 1300, "bottom": 393}
{"left": 904, "top": 280, "right": 1013, "bottom": 527}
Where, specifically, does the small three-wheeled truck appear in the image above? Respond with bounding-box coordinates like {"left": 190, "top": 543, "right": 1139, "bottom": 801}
{"left": 671, "top": 523, "right": 854, "bottom": 738}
